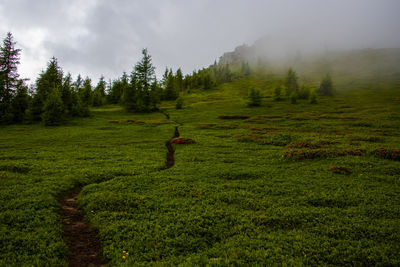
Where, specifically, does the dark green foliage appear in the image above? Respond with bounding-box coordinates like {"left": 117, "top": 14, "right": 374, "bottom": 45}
{"left": 33, "top": 59, "right": 89, "bottom": 123}
{"left": 135, "top": 49, "right": 155, "bottom": 91}
{"left": 73, "top": 74, "right": 83, "bottom": 92}
{"left": 34, "top": 57, "right": 64, "bottom": 123}
{"left": 41, "top": 87, "right": 64, "bottom": 126}
{"left": 36, "top": 57, "right": 63, "bottom": 106}
{"left": 317, "top": 73, "right": 334, "bottom": 96}
{"left": 0, "top": 32, "right": 22, "bottom": 123}
{"left": 70, "top": 91, "right": 89, "bottom": 117}
{"left": 284, "top": 68, "right": 299, "bottom": 96}
{"left": 298, "top": 85, "right": 311, "bottom": 99}
{"left": 290, "top": 91, "right": 297, "bottom": 104}
{"left": 176, "top": 96, "right": 183, "bottom": 109}
{"left": 241, "top": 61, "right": 251, "bottom": 76}
{"left": 175, "top": 68, "right": 183, "bottom": 92}
{"left": 273, "top": 87, "right": 282, "bottom": 101}
{"left": 29, "top": 94, "right": 43, "bottom": 121}
{"left": 80, "top": 77, "right": 93, "bottom": 107}
{"left": 211, "top": 63, "right": 232, "bottom": 85}
{"left": 109, "top": 75, "right": 127, "bottom": 104}
{"left": 202, "top": 72, "right": 213, "bottom": 90}
{"left": 309, "top": 90, "right": 318, "bottom": 104}
{"left": 10, "top": 81, "right": 29, "bottom": 122}
{"left": 93, "top": 76, "right": 106, "bottom": 106}
{"left": 122, "top": 49, "right": 159, "bottom": 112}
{"left": 60, "top": 73, "right": 73, "bottom": 113}
{"left": 163, "top": 69, "right": 178, "bottom": 100}
{"left": 150, "top": 80, "right": 162, "bottom": 107}
{"left": 247, "top": 88, "right": 262, "bottom": 107}
{"left": 182, "top": 68, "right": 217, "bottom": 91}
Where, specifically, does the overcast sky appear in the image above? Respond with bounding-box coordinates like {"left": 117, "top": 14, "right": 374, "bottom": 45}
{"left": 1, "top": 0, "right": 399, "bottom": 83}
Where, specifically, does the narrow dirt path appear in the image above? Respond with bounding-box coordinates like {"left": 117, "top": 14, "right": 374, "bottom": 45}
{"left": 165, "top": 126, "right": 180, "bottom": 169}
{"left": 58, "top": 190, "right": 104, "bottom": 267}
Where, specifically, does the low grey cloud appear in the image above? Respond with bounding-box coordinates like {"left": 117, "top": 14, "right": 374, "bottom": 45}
{"left": 0, "top": 0, "right": 399, "bottom": 83}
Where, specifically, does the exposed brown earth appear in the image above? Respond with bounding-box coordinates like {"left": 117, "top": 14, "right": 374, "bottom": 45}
{"left": 58, "top": 190, "right": 104, "bottom": 267}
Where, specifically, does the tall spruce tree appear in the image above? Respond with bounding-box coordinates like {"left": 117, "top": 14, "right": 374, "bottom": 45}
{"left": 122, "top": 72, "right": 138, "bottom": 112}
{"left": 164, "top": 69, "right": 178, "bottom": 100}
{"left": 73, "top": 74, "right": 83, "bottom": 93}
{"left": 317, "top": 73, "right": 334, "bottom": 96}
{"left": 123, "top": 49, "right": 158, "bottom": 112}
{"left": 61, "top": 73, "right": 73, "bottom": 113}
{"left": 33, "top": 57, "right": 63, "bottom": 121}
{"left": 176, "top": 68, "right": 183, "bottom": 92}
{"left": 135, "top": 48, "right": 155, "bottom": 91}
{"left": 80, "top": 77, "right": 93, "bottom": 107}
{"left": 0, "top": 32, "right": 22, "bottom": 123}
{"left": 42, "top": 87, "right": 64, "bottom": 126}
{"left": 11, "top": 80, "right": 29, "bottom": 122}
{"left": 284, "top": 68, "right": 299, "bottom": 96}
{"left": 93, "top": 76, "right": 106, "bottom": 106}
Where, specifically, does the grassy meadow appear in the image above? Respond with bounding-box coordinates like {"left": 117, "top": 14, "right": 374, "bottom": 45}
{"left": 1, "top": 72, "right": 400, "bottom": 266}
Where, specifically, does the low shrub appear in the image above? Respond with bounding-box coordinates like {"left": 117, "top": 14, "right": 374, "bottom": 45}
{"left": 125, "top": 119, "right": 171, "bottom": 125}
{"left": 375, "top": 148, "right": 400, "bottom": 161}
{"left": 171, "top": 137, "right": 195, "bottom": 144}
{"left": 341, "top": 149, "right": 365, "bottom": 156}
{"left": 197, "top": 123, "right": 238, "bottom": 129}
{"left": 176, "top": 97, "right": 183, "bottom": 109}
{"left": 218, "top": 114, "right": 250, "bottom": 119}
{"left": 330, "top": 166, "right": 352, "bottom": 175}
{"left": 282, "top": 149, "right": 334, "bottom": 160}
{"left": 288, "top": 141, "right": 321, "bottom": 149}
{"left": 247, "top": 88, "right": 262, "bottom": 107}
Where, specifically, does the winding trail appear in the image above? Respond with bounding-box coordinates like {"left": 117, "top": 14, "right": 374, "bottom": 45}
{"left": 58, "top": 190, "right": 104, "bottom": 267}
{"left": 58, "top": 110, "right": 181, "bottom": 265}
{"left": 165, "top": 126, "right": 180, "bottom": 169}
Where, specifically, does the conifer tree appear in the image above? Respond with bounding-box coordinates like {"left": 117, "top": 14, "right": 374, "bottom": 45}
{"left": 36, "top": 57, "right": 63, "bottom": 107}
{"left": 176, "top": 96, "right": 183, "bottom": 109}
{"left": 248, "top": 88, "right": 262, "bottom": 107}
{"left": 11, "top": 80, "right": 29, "bottom": 122}
{"left": 42, "top": 87, "right": 64, "bottom": 126}
{"left": 274, "top": 87, "right": 282, "bottom": 101}
{"left": 93, "top": 76, "right": 106, "bottom": 106}
{"left": 61, "top": 73, "right": 73, "bottom": 113}
{"left": 284, "top": 68, "right": 299, "bottom": 96}
{"left": 135, "top": 48, "right": 155, "bottom": 92}
{"left": 122, "top": 72, "right": 138, "bottom": 112}
{"left": 149, "top": 80, "right": 161, "bottom": 109}
{"left": 80, "top": 77, "right": 93, "bottom": 106}
{"left": 317, "top": 73, "right": 334, "bottom": 96}
{"left": 290, "top": 91, "right": 298, "bottom": 104}
{"left": 309, "top": 90, "right": 318, "bottom": 104}
{"left": 0, "top": 32, "right": 21, "bottom": 123}
{"left": 74, "top": 74, "right": 83, "bottom": 92}
{"left": 202, "top": 72, "right": 213, "bottom": 90}
{"left": 241, "top": 61, "right": 251, "bottom": 76}
{"left": 34, "top": 57, "right": 63, "bottom": 120}
{"left": 176, "top": 68, "right": 183, "bottom": 91}
{"left": 164, "top": 69, "right": 178, "bottom": 100}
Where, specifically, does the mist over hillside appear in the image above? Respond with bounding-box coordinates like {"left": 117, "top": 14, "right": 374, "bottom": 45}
{"left": 218, "top": 36, "right": 400, "bottom": 91}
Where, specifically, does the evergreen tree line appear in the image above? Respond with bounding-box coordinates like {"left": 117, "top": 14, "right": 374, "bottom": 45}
{"left": 1, "top": 32, "right": 332, "bottom": 125}
{"left": 248, "top": 68, "right": 334, "bottom": 107}
{"left": 108, "top": 58, "right": 234, "bottom": 106}
{"left": 0, "top": 32, "right": 112, "bottom": 125}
